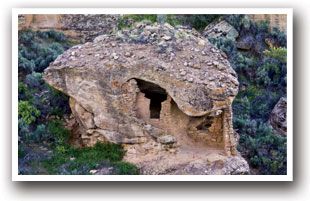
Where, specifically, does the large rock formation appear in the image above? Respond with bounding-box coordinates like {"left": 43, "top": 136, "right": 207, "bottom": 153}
{"left": 268, "top": 97, "right": 287, "bottom": 136}
{"left": 18, "top": 14, "right": 120, "bottom": 42}
{"left": 44, "top": 22, "right": 249, "bottom": 174}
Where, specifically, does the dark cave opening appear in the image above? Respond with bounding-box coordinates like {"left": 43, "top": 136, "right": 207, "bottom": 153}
{"left": 135, "top": 79, "right": 167, "bottom": 119}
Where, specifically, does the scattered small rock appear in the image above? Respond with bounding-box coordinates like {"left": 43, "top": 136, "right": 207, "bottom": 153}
{"left": 187, "top": 77, "right": 194, "bottom": 83}
{"left": 158, "top": 135, "right": 176, "bottom": 144}
{"left": 213, "top": 61, "right": 219, "bottom": 66}
{"left": 125, "top": 52, "right": 132, "bottom": 57}
{"left": 198, "top": 40, "right": 205, "bottom": 46}
{"left": 162, "top": 35, "right": 172, "bottom": 41}
{"left": 89, "top": 170, "right": 98, "bottom": 174}
{"left": 180, "top": 71, "right": 187, "bottom": 76}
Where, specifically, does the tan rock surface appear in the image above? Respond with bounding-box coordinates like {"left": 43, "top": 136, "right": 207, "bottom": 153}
{"left": 268, "top": 97, "right": 287, "bottom": 136}
{"left": 18, "top": 14, "right": 120, "bottom": 42}
{"left": 44, "top": 22, "right": 248, "bottom": 174}
{"left": 246, "top": 14, "right": 287, "bottom": 32}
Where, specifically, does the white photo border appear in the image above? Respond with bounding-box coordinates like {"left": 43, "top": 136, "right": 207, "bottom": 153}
{"left": 12, "top": 8, "right": 293, "bottom": 181}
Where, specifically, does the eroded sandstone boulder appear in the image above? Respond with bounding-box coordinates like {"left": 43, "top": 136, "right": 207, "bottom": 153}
{"left": 44, "top": 22, "right": 249, "bottom": 174}
{"left": 269, "top": 97, "right": 287, "bottom": 136}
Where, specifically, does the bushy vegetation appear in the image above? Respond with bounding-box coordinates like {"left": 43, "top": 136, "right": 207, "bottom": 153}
{"left": 179, "top": 14, "right": 222, "bottom": 31}
{"left": 117, "top": 14, "right": 183, "bottom": 29}
{"left": 42, "top": 121, "right": 138, "bottom": 175}
{"left": 18, "top": 101, "right": 40, "bottom": 124}
{"left": 18, "top": 29, "right": 138, "bottom": 175}
{"left": 117, "top": 14, "right": 221, "bottom": 31}
{"left": 18, "top": 30, "right": 69, "bottom": 73}
{"left": 207, "top": 14, "right": 287, "bottom": 174}
{"left": 19, "top": 118, "right": 138, "bottom": 175}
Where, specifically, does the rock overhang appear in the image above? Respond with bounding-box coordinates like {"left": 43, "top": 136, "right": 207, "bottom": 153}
{"left": 42, "top": 21, "right": 249, "bottom": 173}
{"left": 44, "top": 22, "right": 239, "bottom": 117}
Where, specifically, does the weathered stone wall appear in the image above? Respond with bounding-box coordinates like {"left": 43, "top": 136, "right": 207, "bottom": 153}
{"left": 135, "top": 83, "right": 230, "bottom": 150}
{"left": 223, "top": 105, "right": 237, "bottom": 155}
{"left": 187, "top": 113, "right": 223, "bottom": 145}
{"left": 136, "top": 92, "right": 151, "bottom": 122}
{"left": 136, "top": 92, "right": 172, "bottom": 134}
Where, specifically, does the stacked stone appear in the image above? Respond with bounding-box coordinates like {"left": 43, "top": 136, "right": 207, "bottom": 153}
{"left": 187, "top": 112, "right": 224, "bottom": 145}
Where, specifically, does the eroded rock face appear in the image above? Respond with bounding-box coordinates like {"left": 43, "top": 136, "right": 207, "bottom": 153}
{"left": 44, "top": 22, "right": 248, "bottom": 174}
{"left": 269, "top": 97, "right": 287, "bottom": 136}
{"left": 18, "top": 14, "right": 120, "bottom": 42}
{"left": 246, "top": 14, "right": 287, "bottom": 32}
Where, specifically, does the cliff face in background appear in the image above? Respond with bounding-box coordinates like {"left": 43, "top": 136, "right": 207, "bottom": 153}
{"left": 246, "top": 14, "right": 287, "bottom": 31}
{"left": 18, "top": 14, "right": 120, "bottom": 42}
{"left": 18, "top": 14, "right": 287, "bottom": 41}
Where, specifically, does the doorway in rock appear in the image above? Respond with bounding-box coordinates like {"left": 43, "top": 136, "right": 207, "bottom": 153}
{"left": 135, "top": 79, "right": 167, "bottom": 119}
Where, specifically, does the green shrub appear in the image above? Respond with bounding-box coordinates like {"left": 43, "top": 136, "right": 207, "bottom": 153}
{"left": 236, "top": 120, "right": 287, "bottom": 174}
{"left": 263, "top": 46, "right": 287, "bottom": 61}
{"left": 19, "top": 30, "right": 35, "bottom": 45}
{"left": 18, "top": 118, "right": 30, "bottom": 138}
{"left": 47, "top": 120, "right": 71, "bottom": 150}
{"left": 271, "top": 27, "right": 287, "bottom": 47}
{"left": 18, "top": 52, "right": 35, "bottom": 74}
{"left": 75, "top": 142, "right": 125, "bottom": 163}
{"left": 25, "top": 72, "right": 44, "bottom": 88}
{"left": 181, "top": 14, "right": 222, "bottom": 31}
{"left": 42, "top": 142, "right": 133, "bottom": 175}
{"left": 256, "top": 20, "right": 270, "bottom": 32}
{"left": 18, "top": 101, "right": 40, "bottom": 124}
{"left": 208, "top": 37, "right": 235, "bottom": 54}
{"left": 113, "top": 162, "right": 139, "bottom": 175}
{"left": 46, "top": 86, "right": 70, "bottom": 115}
{"left": 45, "top": 29, "right": 67, "bottom": 42}
{"left": 250, "top": 155, "right": 261, "bottom": 167}
{"left": 36, "top": 30, "right": 49, "bottom": 39}
{"left": 19, "top": 30, "right": 68, "bottom": 74}
{"left": 34, "top": 124, "right": 48, "bottom": 142}
{"left": 18, "top": 147, "right": 26, "bottom": 158}
{"left": 257, "top": 47, "right": 287, "bottom": 88}
{"left": 18, "top": 82, "right": 32, "bottom": 101}
{"left": 50, "top": 108, "right": 63, "bottom": 117}
{"left": 225, "top": 14, "right": 245, "bottom": 32}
